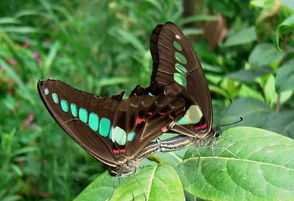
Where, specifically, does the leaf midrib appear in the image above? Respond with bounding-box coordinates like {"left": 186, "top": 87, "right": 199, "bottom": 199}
{"left": 183, "top": 156, "right": 294, "bottom": 172}
{"left": 145, "top": 165, "right": 158, "bottom": 200}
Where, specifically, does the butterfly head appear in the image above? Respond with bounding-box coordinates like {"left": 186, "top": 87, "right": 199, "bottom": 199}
{"left": 109, "top": 159, "right": 138, "bottom": 177}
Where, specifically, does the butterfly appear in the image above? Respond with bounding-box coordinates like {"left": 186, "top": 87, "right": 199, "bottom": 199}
{"left": 37, "top": 22, "right": 214, "bottom": 176}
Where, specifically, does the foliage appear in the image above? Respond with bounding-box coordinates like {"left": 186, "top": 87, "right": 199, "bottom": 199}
{"left": 0, "top": 0, "right": 293, "bottom": 201}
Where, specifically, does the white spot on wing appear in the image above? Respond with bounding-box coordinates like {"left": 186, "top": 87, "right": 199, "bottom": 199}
{"left": 175, "top": 34, "right": 181, "bottom": 39}
{"left": 44, "top": 88, "right": 49, "bottom": 95}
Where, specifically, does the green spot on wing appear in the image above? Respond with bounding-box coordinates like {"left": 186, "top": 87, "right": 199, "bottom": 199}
{"left": 173, "top": 41, "right": 182, "bottom": 50}
{"left": 88, "top": 112, "right": 99, "bottom": 131}
{"left": 174, "top": 72, "right": 187, "bottom": 87}
{"left": 177, "top": 105, "right": 203, "bottom": 125}
{"left": 51, "top": 93, "right": 59, "bottom": 104}
{"left": 127, "top": 131, "right": 136, "bottom": 142}
{"left": 60, "top": 99, "right": 69, "bottom": 112}
{"left": 70, "top": 103, "right": 78, "bottom": 117}
{"left": 175, "top": 52, "right": 187, "bottom": 64}
{"left": 112, "top": 126, "right": 127, "bottom": 145}
{"left": 99, "top": 118, "right": 111, "bottom": 137}
{"left": 79, "top": 108, "right": 88, "bottom": 123}
{"left": 175, "top": 63, "right": 187, "bottom": 74}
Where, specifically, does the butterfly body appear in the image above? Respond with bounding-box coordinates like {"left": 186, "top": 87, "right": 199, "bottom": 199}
{"left": 38, "top": 22, "right": 214, "bottom": 176}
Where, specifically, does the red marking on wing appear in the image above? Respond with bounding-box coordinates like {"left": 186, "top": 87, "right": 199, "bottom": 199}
{"left": 160, "top": 126, "right": 168, "bottom": 132}
{"left": 194, "top": 123, "right": 208, "bottom": 130}
{"left": 112, "top": 148, "right": 126, "bottom": 155}
{"left": 112, "top": 149, "right": 120, "bottom": 155}
{"left": 159, "top": 112, "right": 167, "bottom": 116}
{"left": 135, "top": 116, "right": 145, "bottom": 125}
{"left": 119, "top": 149, "right": 126, "bottom": 154}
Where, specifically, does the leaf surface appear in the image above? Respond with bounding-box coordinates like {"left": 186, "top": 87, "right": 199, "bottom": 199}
{"left": 178, "top": 127, "right": 294, "bottom": 201}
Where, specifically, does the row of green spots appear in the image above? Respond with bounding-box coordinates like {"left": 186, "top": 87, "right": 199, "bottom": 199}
{"left": 173, "top": 40, "right": 188, "bottom": 87}
{"left": 48, "top": 91, "right": 112, "bottom": 138}
{"left": 47, "top": 90, "right": 136, "bottom": 144}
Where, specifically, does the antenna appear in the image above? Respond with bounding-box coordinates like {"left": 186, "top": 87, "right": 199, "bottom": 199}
{"left": 217, "top": 117, "right": 243, "bottom": 128}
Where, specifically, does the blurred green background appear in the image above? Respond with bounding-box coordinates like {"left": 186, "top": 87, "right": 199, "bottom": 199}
{"left": 0, "top": 0, "right": 293, "bottom": 201}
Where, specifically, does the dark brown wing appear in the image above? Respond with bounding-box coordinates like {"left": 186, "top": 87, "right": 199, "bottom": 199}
{"left": 38, "top": 79, "right": 186, "bottom": 165}
{"left": 38, "top": 79, "right": 119, "bottom": 167}
{"left": 149, "top": 22, "right": 213, "bottom": 131}
{"left": 115, "top": 95, "right": 186, "bottom": 157}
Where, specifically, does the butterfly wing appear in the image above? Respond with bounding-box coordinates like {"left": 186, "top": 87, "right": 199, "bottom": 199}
{"left": 149, "top": 22, "right": 213, "bottom": 131}
{"left": 38, "top": 79, "right": 120, "bottom": 167}
{"left": 118, "top": 95, "right": 186, "bottom": 156}
{"left": 38, "top": 79, "right": 186, "bottom": 166}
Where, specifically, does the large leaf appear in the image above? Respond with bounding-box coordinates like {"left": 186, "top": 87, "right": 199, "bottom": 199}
{"left": 223, "top": 27, "right": 257, "bottom": 47}
{"left": 249, "top": 43, "right": 285, "bottom": 68}
{"left": 221, "top": 98, "right": 294, "bottom": 137}
{"left": 227, "top": 67, "right": 272, "bottom": 82}
{"left": 276, "top": 59, "right": 294, "bottom": 92}
{"left": 75, "top": 164, "right": 185, "bottom": 201}
{"left": 177, "top": 127, "right": 294, "bottom": 201}
{"left": 221, "top": 98, "right": 271, "bottom": 126}
{"left": 74, "top": 171, "right": 114, "bottom": 201}
{"left": 110, "top": 164, "right": 185, "bottom": 201}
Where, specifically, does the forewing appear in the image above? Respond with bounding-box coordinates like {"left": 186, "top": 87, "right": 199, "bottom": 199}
{"left": 38, "top": 79, "right": 119, "bottom": 167}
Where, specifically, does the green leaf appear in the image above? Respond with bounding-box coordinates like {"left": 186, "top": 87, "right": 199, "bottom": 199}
{"left": 221, "top": 98, "right": 271, "bottom": 126}
{"left": 263, "top": 111, "right": 294, "bottom": 138}
{"left": 75, "top": 164, "right": 185, "bottom": 201}
{"left": 223, "top": 27, "right": 256, "bottom": 47}
{"left": 276, "top": 15, "right": 294, "bottom": 48}
{"left": 227, "top": 68, "right": 271, "bottom": 82}
{"left": 177, "top": 127, "right": 294, "bottom": 201}
{"left": 238, "top": 85, "right": 264, "bottom": 101}
{"left": 110, "top": 164, "right": 185, "bottom": 201}
{"left": 276, "top": 59, "right": 294, "bottom": 92}
{"left": 251, "top": 0, "right": 280, "bottom": 22}
{"left": 264, "top": 74, "right": 277, "bottom": 106}
{"left": 74, "top": 171, "right": 114, "bottom": 201}
{"left": 249, "top": 43, "right": 285, "bottom": 68}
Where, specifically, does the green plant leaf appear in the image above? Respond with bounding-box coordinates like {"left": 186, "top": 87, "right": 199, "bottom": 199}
{"left": 238, "top": 85, "right": 264, "bottom": 101}
{"left": 264, "top": 74, "right": 277, "bottom": 106}
{"left": 249, "top": 43, "right": 285, "bottom": 68}
{"left": 223, "top": 27, "right": 256, "bottom": 47}
{"left": 263, "top": 111, "right": 294, "bottom": 138}
{"left": 75, "top": 164, "right": 185, "bottom": 201}
{"left": 110, "top": 164, "right": 185, "bottom": 201}
{"left": 276, "top": 15, "right": 294, "bottom": 48}
{"left": 74, "top": 171, "right": 114, "bottom": 201}
{"left": 276, "top": 59, "right": 294, "bottom": 92}
{"left": 221, "top": 98, "right": 271, "bottom": 126}
{"left": 178, "top": 127, "right": 294, "bottom": 201}
{"left": 227, "top": 68, "right": 271, "bottom": 82}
